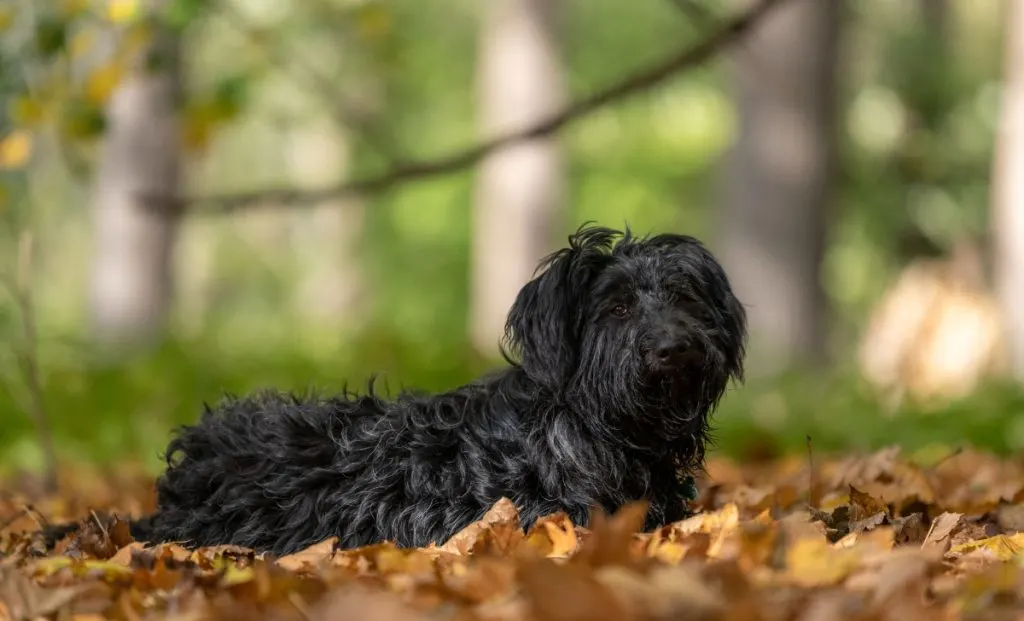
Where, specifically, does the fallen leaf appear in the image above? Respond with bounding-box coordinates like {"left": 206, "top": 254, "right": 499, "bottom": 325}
{"left": 891, "top": 512, "right": 929, "bottom": 546}
{"left": 573, "top": 501, "right": 650, "bottom": 568}
{"left": 109, "top": 542, "right": 144, "bottom": 567}
{"left": 849, "top": 511, "right": 887, "bottom": 534}
{"left": 439, "top": 497, "right": 520, "bottom": 556}
{"left": 276, "top": 537, "right": 337, "bottom": 571}
{"left": 520, "top": 558, "right": 634, "bottom": 621}
{"left": 596, "top": 564, "right": 722, "bottom": 621}
{"left": 921, "top": 512, "right": 963, "bottom": 555}
{"left": 308, "top": 585, "right": 429, "bottom": 621}
{"left": 784, "top": 537, "right": 863, "bottom": 587}
{"left": 0, "top": 131, "right": 32, "bottom": 169}
{"left": 526, "top": 512, "right": 578, "bottom": 558}
{"left": 948, "top": 532, "right": 1024, "bottom": 562}
{"left": 0, "top": 568, "right": 92, "bottom": 620}
{"left": 849, "top": 485, "right": 889, "bottom": 523}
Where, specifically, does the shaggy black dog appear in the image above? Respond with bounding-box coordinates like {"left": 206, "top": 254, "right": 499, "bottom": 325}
{"left": 133, "top": 225, "right": 747, "bottom": 555}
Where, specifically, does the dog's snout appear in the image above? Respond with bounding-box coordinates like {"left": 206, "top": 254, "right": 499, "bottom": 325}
{"left": 648, "top": 335, "right": 689, "bottom": 368}
{"left": 653, "top": 341, "right": 681, "bottom": 363}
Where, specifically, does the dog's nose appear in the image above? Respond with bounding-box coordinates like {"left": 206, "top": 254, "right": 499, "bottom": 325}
{"left": 653, "top": 344, "right": 676, "bottom": 363}
{"left": 651, "top": 339, "right": 687, "bottom": 367}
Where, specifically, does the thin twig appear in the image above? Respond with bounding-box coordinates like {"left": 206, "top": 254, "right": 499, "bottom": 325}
{"left": 145, "top": 0, "right": 789, "bottom": 214}
{"left": 90, "top": 510, "right": 109, "bottom": 541}
{"left": 806, "top": 435, "right": 819, "bottom": 510}
{"left": 924, "top": 445, "right": 964, "bottom": 474}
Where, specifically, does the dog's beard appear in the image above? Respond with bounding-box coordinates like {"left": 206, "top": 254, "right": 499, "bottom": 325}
{"left": 571, "top": 334, "right": 725, "bottom": 457}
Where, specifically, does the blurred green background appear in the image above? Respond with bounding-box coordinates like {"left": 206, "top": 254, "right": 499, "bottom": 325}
{"left": 0, "top": 0, "right": 1019, "bottom": 476}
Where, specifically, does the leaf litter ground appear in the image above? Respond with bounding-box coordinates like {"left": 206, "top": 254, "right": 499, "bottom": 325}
{"left": 4, "top": 446, "right": 1024, "bottom": 620}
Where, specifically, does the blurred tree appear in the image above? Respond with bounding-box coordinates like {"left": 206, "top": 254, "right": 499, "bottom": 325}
{"left": 88, "top": 2, "right": 183, "bottom": 352}
{"left": 715, "top": 0, "right": 842, "bottom": 376}
{"left": 992, "top": 0, "right": 1024, "bottom": 380}
{"left": 920, "top": 0, "right": 947, "bottom": 41}
{"left": 470, "top": 0, "right": 567, "bottom": 357}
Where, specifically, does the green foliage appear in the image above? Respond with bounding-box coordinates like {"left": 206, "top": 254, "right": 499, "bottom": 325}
{"left": 33, "top": 15, "right": 68, "bottom": 58}
{"left": 714, "top": 372, "right": 1024, "bottom": 463}
{"left": 163, "top": 0, "right": 210, "bottom": 32}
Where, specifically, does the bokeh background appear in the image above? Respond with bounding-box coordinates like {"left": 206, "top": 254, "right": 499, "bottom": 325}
{"left": 0, "top": 0, "right": 1020, "bottom": 477}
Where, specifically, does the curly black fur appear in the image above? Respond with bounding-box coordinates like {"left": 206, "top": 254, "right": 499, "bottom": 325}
{"left": 134, "top": 225, "right": 747, "bottom": 555}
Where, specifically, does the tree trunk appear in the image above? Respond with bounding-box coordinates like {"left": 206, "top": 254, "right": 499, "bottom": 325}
{"left": 715, "top": 0, "right": 842, "bottom": 376}
{"left": 992, "top": 0, "right": 1024, "bottom": 380}
{"left": 470, "top": 0, "right": 566, "bottom": 357}
{"left": 88, "top": 14, "right": 183, "bottom": 352}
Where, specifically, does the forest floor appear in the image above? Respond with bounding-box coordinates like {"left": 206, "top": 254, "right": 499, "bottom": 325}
{"left": 3, "top": 446, "right": 1024, "bottom": 620}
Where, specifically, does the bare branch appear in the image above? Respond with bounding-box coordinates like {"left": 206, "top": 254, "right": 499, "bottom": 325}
{"left": 154, "top": 0, "right": 788, "bottom": 215}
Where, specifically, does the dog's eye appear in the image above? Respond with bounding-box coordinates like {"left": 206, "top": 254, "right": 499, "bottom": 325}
{"left": 611, "top": 304, "right": 629, "bottom": 318}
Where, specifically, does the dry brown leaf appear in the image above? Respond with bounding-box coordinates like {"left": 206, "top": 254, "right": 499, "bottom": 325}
{"left": 307, "top": 585, "right": 429, "bottom": 621}
{"left": 520, "top": 558, "right": 634, "bottom": 621}
{"left": 849, "top": 485, "right": 889, "bottom": 523}
{"left": 595, "top": 564, "right": 722, "bottom": 621}
{"left": 572, "top": 502, "right": 649, "bottom": 568}
{"left": 438, "top": 497, "right": 520, "bottom": 556}
{"left": 110, "top": 541, "right": 145, "bottom": 566}
{"left": 921, "top": 512, "right": 963, "bottom": 555}
{"left": 784, "top": 537, "right": 863, "bottom": 587}
{"left": 276, "top": 537, "right": 337, "bottom": 571}
{"left": 526, "top": 512, "right": 578, "bottom": 559}
{"left": 891, "top": 512, "right": 929, "bottom": 546}
{"left": 0, "top": 568, "right": 94, "bottom": 620}
{"left": 441, "top": 555, "right": 517, "bottom": 604}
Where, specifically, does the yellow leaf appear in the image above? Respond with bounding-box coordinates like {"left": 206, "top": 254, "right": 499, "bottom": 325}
{"left": 107, "top": 0, "right": 138, "bottom": 23}
{"left": 0, "top": 131, "right": 33, "bottom": 169}
{"left": 0, "top": 7, "right": 14, "bottom": 32}
{"left": 784, "top": 537, "right": 863, "bottom": 587}
{"left": 68, "top": 29, "right": 95, "bottom": 59}
{"left": 61, "top": 0, "right": 90, "bottom": 16}
{"left": 84, "top": 62, "right": 125, "bottom": 105}
{"left": 80, "top": 560, "right": 134, "bottom": 579}
{"left": 526, "top": 513, "right": 578, "bottom": 558}
{"left": 276, "top": 537, "right": 337, "bottom": 571}
{"left": 8, "top": 95, "right": 48, "bottom": 126}
{"left": 666, "top": 503, "right": 739, "bottom": 559}
{"left": 220, "top": 564, "right": 255, "bottom": 586}
{"left": 356, "top": 4, "right": 391, "bottom": 40}
{"left": 949, "top": 532, "right": 1024, "bottom": 562}
{"left": 650, "top": 541, "right": 690, "bottom": 565}
{"left": 32, "top": 556, "right": 75, "bottom": 576}
{"left": 181, "top": 111, "right": 213, "bottom": 153}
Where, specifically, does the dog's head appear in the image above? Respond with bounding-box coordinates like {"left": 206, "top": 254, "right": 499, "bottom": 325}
{"left": 503, "top": 225, "right": 746, "bottom": 458}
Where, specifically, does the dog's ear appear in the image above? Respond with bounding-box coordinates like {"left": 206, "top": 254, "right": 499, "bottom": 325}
{"left": 502, "top": 226, "right": 617, "bottom": 387}
{"left": 711, "top": 271, "right": 747, "bottom": 383}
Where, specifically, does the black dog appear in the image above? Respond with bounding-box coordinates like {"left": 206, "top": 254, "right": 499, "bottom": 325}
{"left": 134, "top": 225, "right": 747, "bottom": 555}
